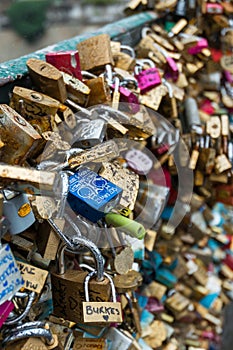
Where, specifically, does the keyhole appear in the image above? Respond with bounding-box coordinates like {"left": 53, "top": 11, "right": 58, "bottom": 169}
{"left": 31, "top": 93, "right": 42, "bottom": 101}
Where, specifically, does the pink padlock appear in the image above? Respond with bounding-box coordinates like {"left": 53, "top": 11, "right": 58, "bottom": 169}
{"left": 153, "top": 43, "right": 179, "bottom": 81}
{"left": 224, "top": 70, "right": 233, "bottom": 84}
{"left": 111, "top": 78, "right": 140, "bottom": 114}
{"left": 0, "top": 300, "right": 14, "bottom": 328}
{"left": 188, "top": 38, "right": 208, "bottom": 55}
{"left": 135, "top": 60, "right": 161, "bottom": 94}
{"left": 206, "top": 3, "right": 223, "bottom": 14}
{"left": 119, "top": 85, "right": 140, "bottom": 113}
{"left": 45, "top": 50, "right": 82, "bottom": 80}
{"left": 165, "top": 56, "right": 179, "bottom": 81}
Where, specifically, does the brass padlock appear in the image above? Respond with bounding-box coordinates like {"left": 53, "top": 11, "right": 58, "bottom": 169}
{"left": 82, "top": 270, "right": 122, "bottom": 323}
{"left": 10, "top": 86, "right": 61, "bottom": 119}
{"left": 36, "top": 218, "right": 63, "bottom": 261}
{"left": 0, "top": 104, "right": 42, "bottom": 165}
{"left": 85, "top": 76, "right": 111, "bottom": 106}
{"left": 26, "top": 58, "right": 67, "bottom": 103}
{"left": 51, "top": 239, "right": 111, "bottom": 323}
{"left": 111, "top": 42, "right": 136, "bottom": 71}
{"left": 77, "top": 34, "right": 114, "bottom": 73}
{"left": 61, "top": 72, "right": 90, "bottom": 107}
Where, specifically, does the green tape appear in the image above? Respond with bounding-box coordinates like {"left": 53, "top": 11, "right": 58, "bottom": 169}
{"left": 105, "top": 213, "right": 146, "bottom": 240}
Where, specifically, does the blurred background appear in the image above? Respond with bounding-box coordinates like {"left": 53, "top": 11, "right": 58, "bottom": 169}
{"left": 0, "top": 0, "right": 127, "bottom": 63}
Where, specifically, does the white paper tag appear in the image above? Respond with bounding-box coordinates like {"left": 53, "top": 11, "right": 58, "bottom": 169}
{"left": 0, "top": 244, "right": 24, "bottom": 305}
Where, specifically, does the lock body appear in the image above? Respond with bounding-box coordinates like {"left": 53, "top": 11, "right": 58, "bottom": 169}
{"left": 0, "top": 104, "right": 42, "bottom": 165}
{"left": 46, "top": 50, "right": 82, "bottom": 80}
{"left": 135, "top": 67, "right": 161, "bottom": 93}
{"left": 71, "top": 118, "right": 106, "bottom": 149}
{"left": 3, "top": 192, "right": 35, "bottom": 235}
{"left": 77, "top": 34, "right": 114, "bottom": 73}
{"left": 51, "top": 269, "right": 111, "bottom": 323}
{"left": 67, "top": 167, "right": 122, "bottom": 223}
{"left": 26, "top": 58, "right": 67, "bottom": 103}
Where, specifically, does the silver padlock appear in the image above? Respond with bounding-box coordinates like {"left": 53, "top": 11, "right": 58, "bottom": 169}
{"left": 2, "top": 190, "right": 35, "bottom": 235}
{"left": 71, "top": 117, "right": 106, "bottom": 149}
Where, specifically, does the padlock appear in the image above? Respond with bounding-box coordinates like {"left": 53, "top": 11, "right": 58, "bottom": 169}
{"left": 85, "top": 76, "right": 111, "bottom": 106}
{"left": 71, "top": 117, "right": 106, "bottom": 149}
{"left": 2, "top": 191, "right": 35, "bottom": 235}
{"left": 122, "top": 291, "right": 142, "bottom": 336}
{"left": 67, "top": 140, "right": 120, "bottom": 168}
{"left": 101, "top": 224, "right": 134, "bottom": 275}
{"left": 206, "top": 2, "right": 223, "bottom": 14}
{"left": 134, "top": 59, "right": 161, "bottom": 94}
{"left": 0, "top": 243, "right": 24, "bottom": 306}
{"left": 215, "top": 153, "right": 232, "bottom": 174}
{"left": 73, "top": 338, "right": 107, "bottom": 350}
{"left": 10, "top": 86, "right": 61, "bottom": 119}
{"left": 36, "top": 218, "right": 63, "bottom": 261}
{"left": 140, "top": 84, "right": 168, "bottom": 111}
{"left": 111, "top": 43, "right": 136, "bottom": 71}
{"left": 125, "top": 147, "right": 153, "bottom": 175}
{"left": 126, "top": 104, "right": 156, "bottom": 139}
{"left": 0, "top": 300, "right": 14, "bottom": 328}
{"left": 26, "top": 58, "right": 67, "bottom": 103}
{"left": 0, "top": 164, "right": 61, "bottom": 196}
{"left": 153, "top": 42, "right": 179, "bottom": 81}
{"left": 45, "top": 50, "right": 82, "bottom": 80}
{"left": 111, "top": 78, "right": 140, "bottom": 114}
{"left": 77, "top": 34, "right": 114, "bottom": 73}
{"left": 183, "top": 97, "right": 202, "bottom": 134}
{"left": 51, "top": 239, "right": 111, "bottom": 323}
{"left": 61, "top": 72, "right": 90, "bottom": 107}
{"left": 0, "top": 104, "right": 42, "bottom": 165}
{"left": 113, "top": 269, "right": 143, "bottom": 294}
{"left": 67, "top": 166, "right": 123, "bottom": 223}
{"left": 99, "top": 160, "right": 139, "bottom": 210}
{"left": 82, "top": 270, "right": 122, "bottom": 323}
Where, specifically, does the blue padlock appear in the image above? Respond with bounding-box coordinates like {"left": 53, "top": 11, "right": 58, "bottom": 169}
{"left": 67, "top": 167, "right": 123, "bottom": 222}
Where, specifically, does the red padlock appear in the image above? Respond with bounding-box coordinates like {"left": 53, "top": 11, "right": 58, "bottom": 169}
{"left": 46, "top": 50, "right": 82, "bottom": 80}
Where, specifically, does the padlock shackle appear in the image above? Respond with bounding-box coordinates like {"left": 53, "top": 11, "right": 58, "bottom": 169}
{"left": 141, "top": 26, "right": 153, "bottom": 38}
{"left": 56, "top": 239, "right": 104, "bottom": 281}
{"left": 48, "top": 217, "right": 104, "bottom": 280}
{"left": 121, "top": 45, "right": 136, "bottom": 58}
{"left": 2, "top": 327, "right": 54, "bottom": 348}
{"left": 47, "top": 217, "right": 74, "bottom": 249}
{"left": 84, "top": 270, "right": 117, "bottom": 302}
{"left": 4, "top": 291, "right": 36, "bottom": 326}
{"left": 71, "top": 236, "right": 104, "bottom": 281}
{"left": 3, "top": 321, "right": 46, "bottom": 335}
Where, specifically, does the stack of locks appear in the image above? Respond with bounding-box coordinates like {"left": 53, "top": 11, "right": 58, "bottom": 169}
{"left": 0, "top": 1, "right": 233, "bottom": 349}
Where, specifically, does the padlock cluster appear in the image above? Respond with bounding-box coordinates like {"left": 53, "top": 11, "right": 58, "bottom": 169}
{"left": 0, "top": 0, "right": 233, "bottom": 349}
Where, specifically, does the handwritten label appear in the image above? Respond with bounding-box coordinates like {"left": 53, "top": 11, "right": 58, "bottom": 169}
{"left": 82, "top": 302, "right": 122, "bottom": 323}
{"left": 0, "top": 244, "right": 24, "bottom": 305}
{"left": 73, "top": 338, "right": 107, "bottom": 350}
{"left": 17, "top": 261, "right": 48, "bottom": 294}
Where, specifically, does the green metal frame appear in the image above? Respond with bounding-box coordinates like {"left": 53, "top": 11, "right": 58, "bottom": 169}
{"left": 0, "top": 11, "right": 158, "bottom": 103}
